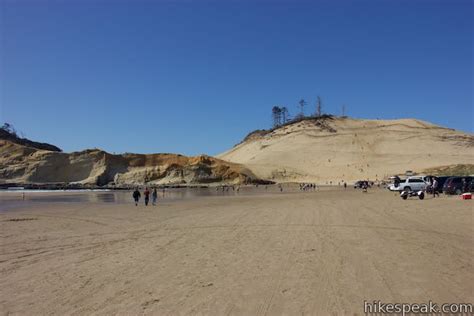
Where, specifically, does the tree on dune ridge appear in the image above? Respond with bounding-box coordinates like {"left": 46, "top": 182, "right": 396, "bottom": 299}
{"left": 281, "top": 106, "right": 289, "bottom": 123}
{"left": 272, "top": 106, "right": 282, "bottom": 128}
{"left": 316, "top": 96, "right": 322, "bottom": 117}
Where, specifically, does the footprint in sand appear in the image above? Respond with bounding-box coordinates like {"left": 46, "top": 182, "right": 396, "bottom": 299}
{"left": 142, "top": 299, "right": 160, "bottom": 309}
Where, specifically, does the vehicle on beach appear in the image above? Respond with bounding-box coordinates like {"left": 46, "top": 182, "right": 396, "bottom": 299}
{"left": 443, "top": 176, "right": 473, "bottom": 195}
{"left": 354, "top": 181, "right": 363, "bottom": 189}
{"left": 387, "top": 176, "right": 402, "bottom": 191}
{"left": 7, "top": 187, "right": 25, "bottom": 190}
{"left": 388, "top": 176, "right": 428, "bottom": 192}
{"left": 354, "top": 180, "right": 372, "bottom": 189}
{"left": 400, "top": 189, "right": 425, "bottom": 200}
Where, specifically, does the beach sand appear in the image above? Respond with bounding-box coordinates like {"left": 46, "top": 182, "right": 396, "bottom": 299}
{"left": 0, "top": 189, "right": 472, "bottom": 315}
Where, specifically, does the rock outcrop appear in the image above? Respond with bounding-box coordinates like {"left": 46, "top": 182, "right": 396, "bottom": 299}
{"left": 0, "top": 140, "right": 260, "bottom": 187}
{"left": 0, "top": 128, "right": 61, "bottom": 152}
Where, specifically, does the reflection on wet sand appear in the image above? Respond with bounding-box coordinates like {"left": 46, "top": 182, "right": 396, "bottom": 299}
{"left": 0, "top": 184, "right": 335, "bottom": 212}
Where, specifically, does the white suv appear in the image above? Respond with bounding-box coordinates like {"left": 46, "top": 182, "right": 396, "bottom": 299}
{"left": 389, "top": 177, "right": 428, "bottom": 192}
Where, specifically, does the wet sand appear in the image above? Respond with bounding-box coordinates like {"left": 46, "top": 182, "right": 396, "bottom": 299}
{"left": 0, "top": 189, "right": 472, "bottom": 315}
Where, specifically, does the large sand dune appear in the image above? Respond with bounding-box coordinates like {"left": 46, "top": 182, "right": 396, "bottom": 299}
{"left": 218, "top": 117, "right": 474, "bottom": 183}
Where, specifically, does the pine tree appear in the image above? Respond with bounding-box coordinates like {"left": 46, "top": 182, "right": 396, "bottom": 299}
{"left": 272, "top": 106, "right": 282, "bottom": 128}
{"left": 316, "top": 96, "right": 322, "bottom": 117}
{"left": 298, "top": 99, "right": 306, "bottom": 117}
{"left": 281, "top": 106, "right": 289, "bottom": 123}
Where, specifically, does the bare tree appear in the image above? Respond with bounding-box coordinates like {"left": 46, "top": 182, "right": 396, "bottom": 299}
{"left": 272, "top": 106, "right": 282, "bottom": 128}
{"left": 298, "top": 99, "right": 306, "bottom": 117}
{"left": 316, "top": 96, "right": 322, "bottom": 117}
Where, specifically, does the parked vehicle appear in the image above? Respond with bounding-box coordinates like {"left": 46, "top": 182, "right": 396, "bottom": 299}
{"left": 354, "top": 181, "right": 363, "bottom": 189}
{"left": 400, "top": 190, "right": 425, "bottom": 200}
{"left": 388, "top": 176, "right": 428, "bottom": 192}
{"left": 443, "top": 176, "right": 473, "bottom": 195}
{"left": 354, "top": 180, "right": 371, "bottom": 189}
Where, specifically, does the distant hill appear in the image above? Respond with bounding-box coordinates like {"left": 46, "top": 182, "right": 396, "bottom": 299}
{"left": 0, "top": 128, "right": 61, "bottom": 152}
{"left": 218, "top": 117, "right": 474, "bottom": 183}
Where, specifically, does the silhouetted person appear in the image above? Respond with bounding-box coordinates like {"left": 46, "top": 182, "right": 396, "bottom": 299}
{"left": 362, "top": 181, "right": 368, "bottom": 193}
{"left": 144, "top": 187, "right": 150, "bottom": 206}
{"left": 152, "top": 188, "right": 158, "bottom": 205}
{"left": 133, "top": 188, "right": 141, "bottom": 206}
{"left": 394, "top": 176, "right": 401, "bottom": 189}
{"left": 462, "top": 178, "right": 468, "bottom": 193}
{"left": 432, "top": 177, "right": 439, "bottom": 197}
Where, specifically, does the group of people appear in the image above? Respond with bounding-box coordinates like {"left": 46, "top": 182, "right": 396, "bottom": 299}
{"left": 216, "top": 185, "right": 240, "bottom": 192}
{"left": 425, "top": 176, "right": 440, "bottom": 198}
{"left": 299, "top": 183, "right": 317, "bottom": 191}
{"left": 132, "top": 187, "right": 159, "bottom": 206}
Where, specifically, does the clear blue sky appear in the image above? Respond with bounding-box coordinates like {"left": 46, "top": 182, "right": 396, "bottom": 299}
{"left": 1, "top": 0, "right": 472, "bottom": 155}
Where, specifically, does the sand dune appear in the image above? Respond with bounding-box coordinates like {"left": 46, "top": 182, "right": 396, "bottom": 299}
{"left": 218, "top": 117, "right": 474, "bottom": 183}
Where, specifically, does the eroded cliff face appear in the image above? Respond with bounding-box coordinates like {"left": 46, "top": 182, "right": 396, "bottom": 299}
{"left": 0, "top": 140, "right": 260, "bottom": 186}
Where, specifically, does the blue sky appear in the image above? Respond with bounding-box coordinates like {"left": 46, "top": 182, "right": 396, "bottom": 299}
{"left": 1, "top": 0, "right": 472, "bottom": 155}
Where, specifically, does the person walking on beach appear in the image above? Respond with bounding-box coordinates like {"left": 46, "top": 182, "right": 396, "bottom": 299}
{"left": 432, "top": 177, "right": 439, "bottom": 198}
{"left": 152, "top": 188, "right": 158, "bottom": 205}
{"left": 461, "top": 178, "right": 468, "bottom": 193}
{"left": 144, "top": 187, "right": 150, "bottom": 206}
{"left": 362, "top": 181, "right": 368, "bottom": 193}
{"left": 133, "top": 188, "right": 141, "bottom": 206}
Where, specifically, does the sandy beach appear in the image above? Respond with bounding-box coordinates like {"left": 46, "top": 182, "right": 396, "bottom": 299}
{"left": 0, "top": 188, "right": 472, "bottom": 315}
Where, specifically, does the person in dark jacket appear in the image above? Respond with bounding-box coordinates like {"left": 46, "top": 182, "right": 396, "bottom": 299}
{"left": 144, "top": 187, "right": 150, "bottom": 206}
{"left": 132, "top": 188, "right": 141, "bottom": 206}
{"left": 152, "top": 188, "right": 158, "bottom": 205}
{"left": 462, "top": 178, "right": 469, "bottom": 193}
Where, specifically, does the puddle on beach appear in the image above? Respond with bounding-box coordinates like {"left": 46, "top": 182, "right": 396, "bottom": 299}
{"left": 0, "top": 184, "right": 325, "bottom": 212}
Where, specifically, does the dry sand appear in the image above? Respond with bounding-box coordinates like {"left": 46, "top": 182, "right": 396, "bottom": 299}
{"left": 0, "top": 189, "right": 472, "bottom": 315}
